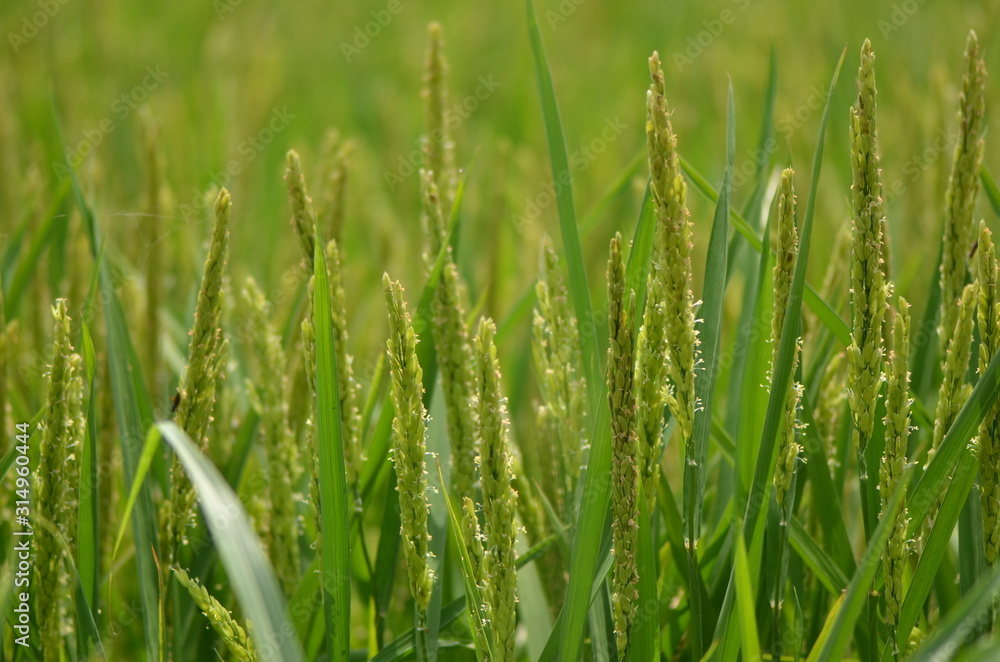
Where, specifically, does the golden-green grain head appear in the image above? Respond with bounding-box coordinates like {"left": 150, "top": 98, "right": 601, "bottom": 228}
{"left": 285, "top": 149, "right": 318, "bottom": 269}
{"left": 0, "top": 269, "right": 6, "bottom": 445}
{"left": 241, "top": 276, "right": 299, "bottom": 596}
{"left": 326, "top": 239, "right": 363, "bottom": 488}
{"left": 474, "top": 317, "right": 518, "bottom": 662}
{"left": 461, "top": 496, "right": 485, "bottom": 587}
{"left": 422, "top": 21, "right": 457, "bottom": 209}
{"left": 168, "top": 188, "right": 231, "bottom": 566}
{"left": 34, "top": 299, "right": 84, "bottom": 656}
{"left": 173, "top": 568, "right": 257, "bottom": 662}
{"left": 771, "top": 168, "right": 802, "bottom": 514}
{"left": 646, "top": 51, "right": 697, "bottom": 449}
{"left": 939, "top": 30, "right": 987, "bottom": 355}
{"left": 421, "top": 170, "right": 478, "bottom": 504}
{"left": 848, "top": 40, "right": 888, "bottom": 462}
{"left": 606, "top": 232, "right": 639, "bottom": 659}
{"left": 933, "top": 281, "right": 977, "bottom": 453}
{"left": 881, "top": 298, "right": 911, "bottom": 636}
{"left": 923, "top": 281, "right": 978, "bottom": 545}
{"left": 318, "top": 127, "right": 352, "bottom": 241}
{"left": 420, "top": 168, "right": 448, "bottom": 271}
{"left": 384, "top": 273, "right": 434, "bottom": 615}
{"left": 977, "top": 223, "right": 1000, "bottom": 565}
{"left": 771, "top": 168, "right": 798, "bottom": 364}
{"left": 532, "top": 235, "right": 587, "bottom": 508}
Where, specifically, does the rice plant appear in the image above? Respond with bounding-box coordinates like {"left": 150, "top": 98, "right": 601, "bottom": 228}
{"left": 4, "top": 3, "right": 1000, "bottom": 662}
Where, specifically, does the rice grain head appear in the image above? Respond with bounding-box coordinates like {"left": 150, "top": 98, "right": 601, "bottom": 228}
{"left": 168, "top": 188, "right": 231, "bottom": 567}
{"left": 384, "top": 273, "right": 435, "bottom": 615}
{"left": 285, "top": 149, "right": 318, "bottom": 270}
{"left": 771, "top": 168, "right": 802, "bottom": 514}
{"left": 939, "top": 30, "right": 986, "bottom": 355}
{"left": 474, "top": 317, "right": 518, "bottom": 662}
{"left": 242, "top": 276, "right": 300, "bottom": 596}
{"left": 421, "top": 170, "right": 479, "bottom": 504}
{"left": 532, "top": 236, "right": 587, "bottom": 509}
{"left": 34, "top": 300, "right": 84, "bottom": 656}
{"left": 646, "top": 51, "right": 697, "bottom": 451}
{"left": 172, "top": 567, "right": 257, "bottom": 662}
{"left": 422, "top": 21, "right": 457, "bottom": 211}
{"left": 847, "top": 39, "right": 888, "bottom": 474}
{"left": 925, "top": 280, "right": 977, "bottom": 540}
{"left": 318, "top": 127, "right": 353, "bottom": 241}
{"left": 607, "top": 232, "right": 639, "bottom": 659}
{"left": 881, "top": 298, "right": 911, "bottom": 640}
{"left": 977, "top": 222, "right": 1000, "bottom": 565}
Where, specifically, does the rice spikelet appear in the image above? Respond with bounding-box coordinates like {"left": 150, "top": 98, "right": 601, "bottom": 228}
{"left": 977, "top": 223, "right": 1000, "bottom": 566}
{"left": 422, "top": 22, "right": 457, "bottom": 210}
{"left": 847, "top": 40, "right": 888, "bottom": 523}
{"left": 172, "top": 568, "right": 257, "bottom": 662}
{"left": 421, "top": 170, "right": 478, "bottom": 503}
{"left": 384, "top": 274, "right": 435, "bottom": 615}
{"left": 474, "top": 318, "right": 518, "bottom": 662}
{"left": 881, "top": 298, "right": 911, "bottom": 644}
{"left": 34, "top": 300, "right": 84, "bottom": 656}
{"left": 771, "top": 168, "right": 802, "bottom": 513}
{"left": 939, "top": 31, "right": 986, "bottom": 355}
{"left": 532, "top": 236, "right": 587, "bottom": 510}
{"left": 167, "top": 188, "right": 231, "bottom": 567}
{"left": 242, "top": 276, "right": 300, "bottom": 596}
{"left": 607, "top": 232, "right": 639, "bottom": 658}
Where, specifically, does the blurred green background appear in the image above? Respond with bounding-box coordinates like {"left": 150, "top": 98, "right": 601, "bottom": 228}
{"left": 2, "top": 0, "right": 998, "bottom": 410}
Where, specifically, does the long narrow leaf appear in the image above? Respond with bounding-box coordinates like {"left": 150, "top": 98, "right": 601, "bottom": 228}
{"left": 313, "top": 238, "right": 352, "bottom": 661}
{"left": 157, "top": 422, "right": 307, "bottom": 662}
{"left": 525, "top": 0, "right": 601, "bottom": 413}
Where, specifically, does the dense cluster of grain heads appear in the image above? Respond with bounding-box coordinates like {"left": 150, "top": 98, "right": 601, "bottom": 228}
{"left": 10, "top": 12, "right": 1000, "bottom": 662}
